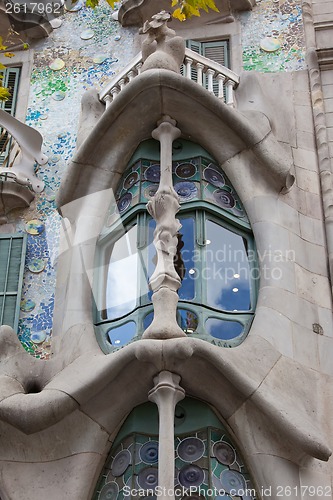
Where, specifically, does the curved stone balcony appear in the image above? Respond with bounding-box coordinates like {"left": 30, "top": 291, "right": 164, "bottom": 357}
{"left": 0, "top": 110, "right": 47, "bottom": 222}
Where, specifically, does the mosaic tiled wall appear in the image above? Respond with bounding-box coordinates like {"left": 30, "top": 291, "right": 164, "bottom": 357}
{"left": 239, "top": 0, "right": 305, "bottom": 72}
{"left": 5, "top": 2, "right": 136, "bottom": 359}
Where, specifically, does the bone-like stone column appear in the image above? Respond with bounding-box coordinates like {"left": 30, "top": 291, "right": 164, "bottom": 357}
{"left": 142, "top": 116, "right": 186, "bottom": 339}
{"left": 148, "top": 371, "right": 185, "bottom": 498}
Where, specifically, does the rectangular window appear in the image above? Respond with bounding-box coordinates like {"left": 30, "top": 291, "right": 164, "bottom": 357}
{"left": 187, "top": 39, "right": 229, "bottom": 67}
{"left": 0, "top": 233, "right": 27, "bottom": 331}
{"left": 0, "top": 67, "right": 21, "bottom": 165}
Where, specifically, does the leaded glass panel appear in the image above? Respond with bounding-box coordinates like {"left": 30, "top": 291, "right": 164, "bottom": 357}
{"left": 92, "top": 399, "right": 257, "bottom": 500}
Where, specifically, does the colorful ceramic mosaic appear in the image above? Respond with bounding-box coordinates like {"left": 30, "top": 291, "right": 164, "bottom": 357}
{"left": 239, "top": 0, "right": 305, "bottom": 72}
{"left": 3, "top": 1, "right": 136, "bottom": 358}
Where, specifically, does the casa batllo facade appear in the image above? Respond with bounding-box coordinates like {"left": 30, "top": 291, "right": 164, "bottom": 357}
{"left": 0, "top": 0, "right": 333, "bottom": 498}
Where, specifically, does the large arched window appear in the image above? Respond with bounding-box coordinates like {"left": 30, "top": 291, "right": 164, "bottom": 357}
{"left": 94, "top": 140, "right": 258, "bottom": 352}
{"left": 92, "top": 398, "right": 256, "bottom": 499}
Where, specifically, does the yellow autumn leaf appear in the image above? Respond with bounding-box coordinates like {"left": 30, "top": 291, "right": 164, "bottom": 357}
{"left": 0, "top": 86, "right": 10, "bottom": 101}
{"left": 205, "top": 0, "right": 219, "bottom": 12}
{"left": 171, "top": 0, "right": 178, "bottom": 6}
{"left": 172, "top": 7, "right": 186, "bottom": 21}
{"left": 105, "top": 0, "right": 116, "bottom": 7}
{"left": 0, "top": 62, "right": 6, "bottom": 70}
{"left": 4, "top": 52, "right": 15, "bottom": 58}
{"left": 186, "top": 3, "right": 201, "bottom": 16}
{"left": 0, "top": 36, "right": 7, "bottom": 51}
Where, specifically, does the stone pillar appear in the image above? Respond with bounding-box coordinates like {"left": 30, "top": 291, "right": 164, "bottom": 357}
{"left": 142, "top": 116, "right": 186, "bottom": 339}
{"left": 148, "top": 371, "right": 185, "bottom": 499}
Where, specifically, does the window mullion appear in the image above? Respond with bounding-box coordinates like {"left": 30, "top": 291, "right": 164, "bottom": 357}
{"left": 247, "top": 237, "right": 257, "bottom": 312}
{"left": 136, "top": 213, "right": 145, "bottom": 308}
{"left": 193, "top": 210, "right": 206, "bottom": 310}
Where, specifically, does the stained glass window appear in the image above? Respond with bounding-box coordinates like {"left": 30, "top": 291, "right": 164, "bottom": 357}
{"left": 92, "top": 398, "right": 257, "bottom": 500}
{"left": 94, "top": 140, "right": 257, "bottom": 352}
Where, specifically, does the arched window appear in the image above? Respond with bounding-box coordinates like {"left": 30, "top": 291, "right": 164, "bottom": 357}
{"left": 92, "top": 398, "right": 256, "bottom": 499}
{"left": 94, "top": 139, "right": 257, "bottom": 352}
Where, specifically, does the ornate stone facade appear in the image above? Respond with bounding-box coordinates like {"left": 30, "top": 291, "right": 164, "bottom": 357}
{"left": 0, "top": 0, "right": 333, "bottom": 498}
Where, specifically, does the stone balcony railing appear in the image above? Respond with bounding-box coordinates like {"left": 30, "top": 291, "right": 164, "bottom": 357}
{"left": 99, "top": 48, "right": 240, "bottom": 107}
{"left": 0, "top": 110, "right": 47, "bottom": 194}
{"left": 0, "top": 110, "right": 47, "bottom": 222}
{"left": 0, "top": 127, "right": 20, "bottom": 170}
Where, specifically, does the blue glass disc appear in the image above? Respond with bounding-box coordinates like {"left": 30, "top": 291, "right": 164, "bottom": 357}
{"left": 174, "top": 182, "right": 198, "bottom": 202}
{"left": 179, "top": 464, "right": 204, "bottom": 487}
{"left": 140, "top": 441, "right": 159, "bottom": 464}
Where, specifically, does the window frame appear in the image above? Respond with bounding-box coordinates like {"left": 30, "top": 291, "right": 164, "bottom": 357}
{"left": 0, "top": 232, "right": 27, "bottom": 331}
{"left": 93, "top": 146, "right": 258, "bottom": 352}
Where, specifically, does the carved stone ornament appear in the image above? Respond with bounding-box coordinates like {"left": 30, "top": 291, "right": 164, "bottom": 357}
{"left": 0, "top": 179, "right": 35, "bottom": 224}
{"left": 139, "top": 11, "right": 185, "bottom": 73}
{"left": 148, "top": 371, "right": 185, "bottom": 499}
{"left": 0, "top": 110, "right": 47, "bottom": 193}
{"left": 142, "top": 115, "right": 186, "bottom": 340}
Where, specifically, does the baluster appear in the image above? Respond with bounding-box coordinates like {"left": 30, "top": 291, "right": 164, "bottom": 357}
{"left": 127, "top": 70, "right": 135, "bottom": 82}
{"left": 217, "top": 73, "right": 226, "bottom": 101}
{"left": 226, "top": 79, "right": 235, "bottom": 106}
{"left": 104, "top": 94, "right": 112, "bottom": 109}
{"left": 118, "top": 78, "right": 126, "bottom": 91}
{"left": 136, "top": 62, "right": 143, "bottom": 74}
{"left": 207, "top": 68, "right": 215, "bottom": 94}
{"left": 185, "top": 57, "right": 193, "bottom": 79}
{"left": 110, "top": 87, "right": 120, "bottom": 101}
{"left": 196, "top": 62, "right": 204, "bottom": 87}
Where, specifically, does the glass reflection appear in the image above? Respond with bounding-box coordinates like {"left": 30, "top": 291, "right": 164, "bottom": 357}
{"left": 177, "top": 217, "right": 195, "bottom": 301}
{"left": 205, "top": 220, "right": 251, "bottom": 311}
{"left": 107, "top": 321, "right": 136, "bottom": 346}
{"left": 205, "top": 318, "right": 243, "bottom": 340}
{"left": 177, "top": 309, "right": 198, "bottom": 334}
{"left": 147, "top": 217, "right": 195, "bottom": 302}
{"left": 143, "top": 311, "right": 154, "bottom": 330}
{"left": 106, "top": 225, "right": 139, "bottom": 319}
{"left": 147, "top": 219, "right": 156, "bottom": 302}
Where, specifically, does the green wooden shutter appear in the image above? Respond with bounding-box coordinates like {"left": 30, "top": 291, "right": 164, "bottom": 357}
{"left": 0, "top": 67, "right": 21, "bottom": 164}
{"left": 0, "top": 233, "right": 27, "bottom": 331}
{"left": 202, "top": 40, "right": 229, "bottom": 68}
